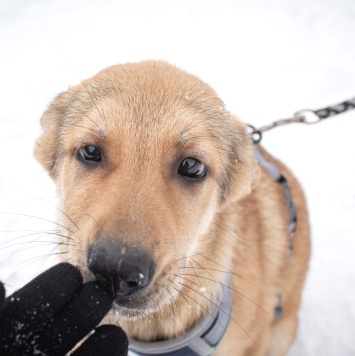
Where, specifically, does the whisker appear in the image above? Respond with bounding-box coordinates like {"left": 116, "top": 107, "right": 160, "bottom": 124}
{"left": 190, "top": 257, "right": 216, "bottom": 280}
{"left": 1, "top": 240, "right": 74, "bottom": 249}
{"left": 167, "top": 293, "right": 177, "bottom": 335}
{"left": 26, "top": 85, "right": 99, "bottom": 132}
{"left": 175, "top": 275, "right": 215, "bottom": 299}
{"left": 62, "top": 123, "right": 98, "bottom": 133}
{"left": 95, "top": 81, "right": 108, "bottom": 125}
{"left": 81, "top": 82, "right": 106, "bottom": 126}
{"left": 0, "top": 229, "right": 60, "bottom": 233}
{"left": 59, "top": 53, "right": 103, "bottom": 128}
{"left": 181, "top": 116, "right": 215, "bottom": 135}
{"left": 55, "top": 95, "right": 101, "bottom": 130}
{"left": 0, "top": 232, "right": 74, "bottom": 267}
{"left": 195, "top": 253, "right": 264, "bottom": 292}
{"left": 86, "top": 213, "right": 100, "bottom": 228}
{"left": 16, "top": 250, "right": 71, "bottom": 265}
{"left": 0, "top": 212, "right": 74, "bottom": 234}
{"left": 2, "top": 196, "right": 59, "bottom": 203}
{"left": 182, "top": 265, "right": 261, "bottom": 291}
{"left": 176, "top": 282, "right": 232, "bottom": 339}
{"left": 34, "top": 196, "right": 79, "bottom": 231}
{"left": 72, "top": 106, "right": 102, "bottom": 129}
{"left": 179, "top": 282, "right": 254, "bottom": 342}
{"left": 178, "top": 274, "right": 270, "bottom": 318}
{"left": 1, "top": 231, "right": 73, "bottom": 248}
{"left": 170, "top": 288, "right": 183, "bottom": 329}
{"left": 4, "top": 251, "right": 72, "bottom": 284}
{"left": 211, "top": 220, "right": 258, "bottom": 254}
{"left": 175, "top": 246, "right": 239, "bottom": 264}
{"left": 171, "top": 285, "right": 204, "bottom": 334}
{"left": 192, "top": 253, "right": 230, "bottom": 272}
{"left": 26, "top": 87, "right": 55, "bottom": 101}
{"left": 188, "top": 260, "right": 202, "bottom": 287}
{"left": 36, "top": 243, "right": 62, "bottom": 273}
{"left": 166, "top": 290, "right": 180, "bottom": 335}
{"left": 0, "top": 230, "right": 61, "bottom": 246}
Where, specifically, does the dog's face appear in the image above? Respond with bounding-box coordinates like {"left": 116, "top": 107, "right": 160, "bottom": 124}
{"left": 35, "top": 61, "right": 257, "bottom": 320}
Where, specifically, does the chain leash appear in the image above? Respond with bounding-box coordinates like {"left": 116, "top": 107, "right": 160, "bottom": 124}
{"left": 249, "top": 97, "right": 355, "bottom": 143}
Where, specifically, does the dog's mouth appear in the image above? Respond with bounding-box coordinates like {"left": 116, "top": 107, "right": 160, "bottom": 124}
{"left": 108, "top": 286, "right": 170, "bottom": 320}
{"left": 112, "top": 294, "right": 152, "bottom": 314}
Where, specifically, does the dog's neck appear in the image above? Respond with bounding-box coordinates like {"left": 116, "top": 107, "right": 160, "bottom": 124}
{"left": 128, "top": 275, "right": 233, "bottom": 355}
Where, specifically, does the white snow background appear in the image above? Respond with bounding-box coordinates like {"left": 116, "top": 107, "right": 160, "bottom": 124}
{"left": 0, "top": 0, "right": 354, "bottom": 355}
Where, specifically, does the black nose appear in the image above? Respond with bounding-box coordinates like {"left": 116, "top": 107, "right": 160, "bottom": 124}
{"left": 88, "top": 240, "right": 155, "bottom": 298}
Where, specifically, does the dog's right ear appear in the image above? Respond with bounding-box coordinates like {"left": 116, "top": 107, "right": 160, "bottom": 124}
{"left": 34, "top": 91, "right": 71, "bottom": 178}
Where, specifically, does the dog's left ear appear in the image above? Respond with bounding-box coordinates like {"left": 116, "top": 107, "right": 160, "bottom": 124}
{"left": 34, "top": 90, "right": 72, "bottom": 179}
{"left": 219, "top": 118, "right": 260, "bottom": 208}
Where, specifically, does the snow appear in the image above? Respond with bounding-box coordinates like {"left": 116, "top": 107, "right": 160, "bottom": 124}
{"left": 0, "top": 1, "right": 354, "bottom": 355}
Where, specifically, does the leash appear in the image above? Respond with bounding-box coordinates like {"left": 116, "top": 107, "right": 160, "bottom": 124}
{"left": 249, "top": 97, "right": 355, "bottom": 143}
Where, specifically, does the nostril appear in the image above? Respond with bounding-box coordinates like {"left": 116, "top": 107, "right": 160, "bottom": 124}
{"left": 116, "top": 272, "right": 150, "bottom": 296}
{"left": 118, "top": 279, "right": 138, "bottom": 296}
{"left": 127, "top": 281, "right": 137, "bottom": 288}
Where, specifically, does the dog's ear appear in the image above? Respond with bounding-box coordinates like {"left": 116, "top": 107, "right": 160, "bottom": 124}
{"left": 219, "top": 118, "right": 260, "bottom": 208}
{"left": 34, "top": 91, "right": 71, "bottom": 178}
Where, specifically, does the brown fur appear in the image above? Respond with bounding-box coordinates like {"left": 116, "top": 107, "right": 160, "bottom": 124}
{"left": 35, "top": 61, "right": 310, "bottom": 355}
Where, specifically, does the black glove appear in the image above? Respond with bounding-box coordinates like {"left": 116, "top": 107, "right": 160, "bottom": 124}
{"left": 0, "top": 263, "right": 128, "bottom": 355}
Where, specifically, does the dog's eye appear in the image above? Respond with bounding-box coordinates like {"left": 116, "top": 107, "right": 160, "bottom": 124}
{"left": 77, "top": 145, "right": 102, "bottom": 162}
{"left": 178, "top": 158, "right": 207, "bottom": 179}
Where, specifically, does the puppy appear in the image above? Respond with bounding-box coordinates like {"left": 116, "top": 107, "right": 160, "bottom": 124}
{"left": 35, "top": 61, "right": 310, "bottom": 356}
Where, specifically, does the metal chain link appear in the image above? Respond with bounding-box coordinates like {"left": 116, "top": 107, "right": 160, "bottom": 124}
{"left": 250, "top": 97, "right": 355, "bottom": 143}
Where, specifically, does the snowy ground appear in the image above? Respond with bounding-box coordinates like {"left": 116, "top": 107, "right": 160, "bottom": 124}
{"left": 0, "top": 1, "right": 354, "bottom": 355}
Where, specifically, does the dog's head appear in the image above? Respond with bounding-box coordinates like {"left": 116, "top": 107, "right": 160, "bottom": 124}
{"left": 35, "top": 61, "right": 258, "bottom": 323}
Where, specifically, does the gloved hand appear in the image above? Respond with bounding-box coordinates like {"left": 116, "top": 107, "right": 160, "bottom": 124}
{"left": 0, "top": 263, "right": 128, "bottom": 355}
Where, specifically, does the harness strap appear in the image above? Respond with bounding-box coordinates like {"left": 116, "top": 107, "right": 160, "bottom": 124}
{"left": 128, "top": 276, "right": 232, "bottom": 356}
{"left": 253, "top": 145, "right": 298, "bottom": 238}
{"left": 253, "top": 145, "right": 298, "bottom": 319}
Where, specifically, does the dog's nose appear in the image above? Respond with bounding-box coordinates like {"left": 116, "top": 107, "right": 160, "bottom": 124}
{"left": 87, "top": 241, "right": 155, "bottom": 297}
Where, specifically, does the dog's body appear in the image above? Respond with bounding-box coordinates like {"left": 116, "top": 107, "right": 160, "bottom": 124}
{"left": 35, "top": 61, "right": 310, "bottom": 355}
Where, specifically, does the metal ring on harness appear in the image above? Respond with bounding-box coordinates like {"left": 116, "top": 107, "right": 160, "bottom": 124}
{"left": 246, "top": 125, "right": 262, "bottom": 144}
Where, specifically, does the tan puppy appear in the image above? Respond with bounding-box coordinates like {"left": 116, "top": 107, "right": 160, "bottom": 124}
{"left": 35, "top": 61, "right": 310, "bottom": 356}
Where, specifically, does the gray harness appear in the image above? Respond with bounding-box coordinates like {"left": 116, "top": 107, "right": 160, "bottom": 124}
{"left": 253, "top": 145, "right": 297, "bottom": 247}
{"left": 128, "top": 145, "right": 296, "bottom": 356}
